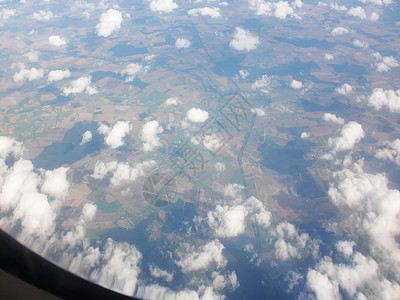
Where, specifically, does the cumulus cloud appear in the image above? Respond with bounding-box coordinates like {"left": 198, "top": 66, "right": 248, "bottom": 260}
{"left": 120, "top": 63, "right": 143, "bottom": 82}
{"left": 164, "top": 96, "right": 181, "bottom": 106}
{"left": 251, "top": 107, "right": 266, "bottom": 116}
{"left": 0, "top": 136, "right": 23, "bottom": 159}
{"left": 63, "top": 76, "right": 98, "bottom": 96}
{"left": 331, "top": 27, "right": 349, "bottom": 36}
{"left": 375, "top": 139, "right": 400, "bottom": 165}
{"left": 188, "top": 7, "right": 221, "bottom": 18}
{"left": 335, "top": 83, "right": 353, "bottom": 95}
{"left": 140, "top": 120, "right": 163, "bottom": 152}
{"left": 96, "top": 9, "right": 122, "bottom": 37}
{"left": 92, "top": 160, "right": 156, "bottom": 187}
{"left": 273, "top": 222, "right": 310, "bottom": 260}
{"left": 360, "top": 0, "right": 391, "bottom": 4}
{"left": 80, "top": 130, "right": 92, "bottom": 145}
{"left": 251, "top": 74, "right": 277, "bottom": 94}
{"left": 328, "top": 121, "right": 364, "bottom": 153}
{"left": 186, "top": 108, "right": 209, "bottom": 123}
{"left": 325, "top": 53, "right": 334, "bottom": 60}
{"left": 48, "top": 69, "right": 71, "bottom": 82}
{"left": 353, "top": 39, "right": 368, "bottom": 48}
{"left": 98, "top": 121, "right": 132, "bottom": 149}
{"left": 32, "top": 10, "right": 54, "bottom": 21}
{"left": 368, "top": 88, "right": 400, "bottom": 112}
{"left": 40, "top": 167, "right": 70, "bottom": 199}
{"left": 48, "top": 35, "right": 67, "bottom": 47}
{"left": 150, "top": 0, "right": 178, "bottom": 13}
{"left": 239, "top": 69, "right": 249, "bottom": 79}
{"left": 322, "top": 113, "right": 344, "bottom": 125}
{"left": 290, "top": 79, "right": 303, "bottom": 89}
{"left": 370, "top": 12, "right": 380, "bottom": 21}
{"left": 301, "top": 132, "right": 310, "bottom": 139}
{"left": 175, "top": 38, "right": 191, "bottom": 48}
{"left": 230, "top": 27, "right": 260, "bottom": 51}
{"left": 248, "top": 0, "right": 299, "bottom": 19}
{"left": 175, "top": 240, "right": 227, "bottom": 273}
{"left": 348, "top": 6, "right": 366, "bottom": 19}
{"left": 24, "top": 50, "right": 39, "bottom": 62}
{"left": 373, "top": 52, "right": 399, "bottom": 72}
{"left": 13, "top": 66, "right": 44, "bottom": 82}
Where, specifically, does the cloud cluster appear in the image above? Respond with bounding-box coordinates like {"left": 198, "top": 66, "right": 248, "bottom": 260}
{"left": 149, "top": 266, "right": 173, "bottom": 282}
{"left": 150, "top": 0, "right": 178, "bottom": 13}
{"left": 373, "top": 52, "right": 399, "bottom": 72}
{"left": 32, "top": 10, "right": 54, "bottom": 21}
{"left": 175, "top": 240, "right": 227, "bottom": 273}
{"left": 13, "top": 65, "right": 44, "bottom": 82}
{"left": 375, "top": 139, "right": 400, "bottom": 166}
{"left": 140, "top": 120, "right": 163, "bottom": 152}
{"left": 188, "top": 7, "right": 221, "bottom": 18}
{"left": 92, "top": 160, "right": 156, "bottom": 187}
{"left": 98, "top": 121, "right": 132, "bottom": 149}
{"left": 0, "top": 8, "right": 15, "bottom": 21}
{"left": 353, "top": 39, "right": 368, "bottom": 49}
{"left": 48, "top": 35, "right": 67, "bottom": 47}
{"left": 63, "top": 76, "right": 98, "bottom": 96}
{"left": 120, "top": 63, "right": 143, "bottom": 82}
{"left": 273, "top": 222, "right": 310, "bottom": 260}
{"left": 48, "top": 69, "right": 71, "bottom": 82}
{"left": 347, "top": 6, "right": 366, "bottom": 19}
{"left": 290, "top": 79, "right": 303, "bottom": 89}
{"left": 230, "top": 27, "right": 260, "bottom": 51}
{"left": 248, "top": 0, "right": 301, "bottom": 19}
{"left": 368, "top": 88, "right": 400, "bottom": 112}
{"left": 175, "top": 38, "right": 191, "bottom": 48}
{"left": 96, "top": 9, "right": 122, "bottom": 37}
{"left": 251, "top": 74, "right": 277, "bottom": 94}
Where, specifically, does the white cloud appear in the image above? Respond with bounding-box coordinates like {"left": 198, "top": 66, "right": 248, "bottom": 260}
{"left": 290, "top": 79, "right": 303, "bottom": 89}
{"left": 32, "top": 10, "right": 54, "bottom": 21}
{"left": 322, "top": 113, "right": 344, "bottom": 125}
{"left": 328, "top": 121, "right": 364, "bottom": 153}
{"left": 368, "top": 88, "right": 400, "bottom": 112}
{"left": 13, "top": 64, "right": 43, "bottom": 82}
{"left": 92, "top": 160, "right": 156, "bottom": 187}
{"left": 215, "top": 162, "right": 225, "bottom": 173}
{"left": 230, "top": 27, "right": 260, "bottom": 51}
{"left": 251, "top": 74, "right": 276, "bottom": 94}
{"left": 307, "top": 269, "right": 341, "bottom": 300}
{"left": 329, "top": 2, "right": 347, "bottom": 11}
{"left": 98, "top": 121, "right": 132, "bottom": 149}
{"left": 175, "top": 38, "right": 191, "bottom": 48}
{"left": 336, "top": 240, "right": 355, "bottom": 259}
{"left": 188, "top": 7, "right": 221, "bottom": 18}
{"left": 331, "top": 27, "right": 349, "bottom": 36}
{"left": 48, "top": 69, "right": 71, "bottom": 82}
{"left": 90, "top": 238, "right": 142, "bottom": 296}
{"left": 24, "top": 51, "right": 39, "bottom": 62}
{"left": 63, "top": 76, "right": 98, "bottom": 96}
{"left": 40, "top": 167, "right": 70, "bottom": 199}
{"left": 0, "top": 8, "right": 15, "bottom": 21}
{"left": 164, "top": 96, "right": 181, "bottom": 106}
{"left": 186, "top": 108, "right": 209, "bottom": 123}
{"left": 348, "top": 6, "right": 366, "bottom": 19}
{"left": 150, "top": 0, "right": 178, "bottom": 13}
{"left": 335, "top": 83, "right": 353, "bottom": 95}
{"left": 359, "top": 0, "right": 391, "bottom": 5}
{"left": 301, "top": 132, "right": 310, "bottom": 139}
{"left": 370, "top": 12, "right": 379, "bottom": 21}
{"left": 175, "top": 240, "right": 227, "bottom": 273}
{"left": 96, "top": 9, "right": 122, "bottom": 37}
{"left": 273, "top": 222, "right": 310, "bottom": 260}
{"left": 239, "top": 69, "right": 249, "bottom": 79}
{"left": 149, "top": 266, "right": 173, "bottom": 282}
{"left": 80, "top": 130, "right": 92, "bottom": 145}
{"left": 373, "top": 52, "right": 399, "bottom": 72}
{"left": 251, "top": 107, "right": 266, "bottom": 116}
{"left": 140, "top": 120, "right": 163, "bottom": 152}
{"left": 353, "top": 39, "right": 368, "bottom": 48}
{"left": 375, "top": 139, "right": 400, "bottom": 165}
{"left": 248, "top": 0, "right": 299, "bottom": 19}
{"left": 0, "top": 136, "right": 23, "bottom": 159}
{"left": 48, "top": 35, "right": 67, "bottom": 47}
{"left": 325, "top": 53, "right": 334, "bottom": 60}
{"left": 120, "top": 63, "right": 143, "bottom": 82}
